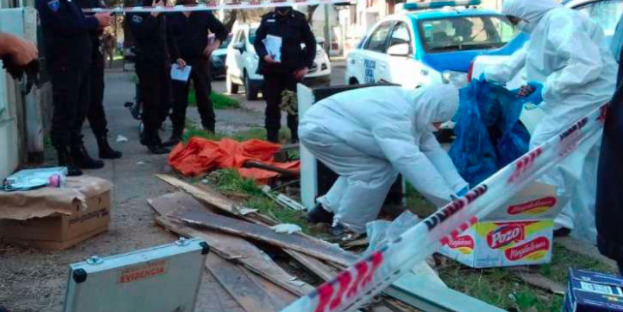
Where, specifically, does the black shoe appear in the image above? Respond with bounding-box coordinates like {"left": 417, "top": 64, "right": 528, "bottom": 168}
{"left": 56, "top": 146, "right": 83, "bottom": 176}
{"left": 97, "top": 136, "right": 122, "bottom": 159}
{"left": 147, "top": 144, "right": 170, "bottom": 155}
{"left": 71, "top": 145, "right": 105, "bottom": 169}
{"left": 306, "top": 203, "right": 334, "bottom": 224}
{"left": 330, "top": 223, "right": 345, "bottom": 238}
{"left": 554, "top": 227, "right": 572, "bottom": 237}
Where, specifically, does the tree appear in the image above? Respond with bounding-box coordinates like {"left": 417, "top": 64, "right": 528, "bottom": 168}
{"left": 306, "top": 4, "right": 318, "bottom": 23}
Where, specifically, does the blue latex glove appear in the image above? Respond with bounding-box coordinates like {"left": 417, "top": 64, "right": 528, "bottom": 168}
{"left": 450, "top": 186, "right": 470, "bottom": 201}
{"left": 456, "top": 186, "right": 469, "bottom": 197}
{"left": 521, "top": 81, "right": 544, "bottom": 105}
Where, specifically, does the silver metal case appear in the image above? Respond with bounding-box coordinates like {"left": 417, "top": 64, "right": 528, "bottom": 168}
{"left": 64, "top": 238, "right": 209, "bottom": 312}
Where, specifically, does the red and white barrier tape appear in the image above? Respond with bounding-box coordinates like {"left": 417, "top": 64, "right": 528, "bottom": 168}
{"left": 281, "top": 104, "right": 608, "bottom": 312}
{"left": 83, "top": 0, "right": 348, "bottom": 13}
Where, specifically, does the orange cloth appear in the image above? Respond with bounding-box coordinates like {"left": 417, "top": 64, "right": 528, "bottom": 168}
{"left": 169, "top": 137, "right": 300, "bottom": 181}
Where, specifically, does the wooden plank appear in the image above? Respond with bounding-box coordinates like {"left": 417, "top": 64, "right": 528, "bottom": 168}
{"left": 206, "top": 254, "right": 281, "bottom": 312}
{"left": 176, "top": 208, "right": 358, "bottom": 266}
{"left": 285, "top": 249, "right": 339, "bottom": 281}
{"left": 518, "top": 273, "right": 565, "bottom": 296}
{"left": 245, "top": 267, "right": 297, "bottom": 308}
{"left": 150, "top": 192, "right": 314, "bottom": 296}
{"left": 155, "top": 174, "right": 277, "bottom": 225}
{"left": 155, "top": 216, "right": 313, "bottom": 296}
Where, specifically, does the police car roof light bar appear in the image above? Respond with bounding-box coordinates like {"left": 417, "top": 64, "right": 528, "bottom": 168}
{"left": 403, "top": 0, "right": 481, "bottom": 10}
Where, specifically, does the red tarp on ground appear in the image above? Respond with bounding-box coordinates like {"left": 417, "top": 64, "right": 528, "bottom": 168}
{"left": 168, "top": 137, "right": 300, "bottom": 182}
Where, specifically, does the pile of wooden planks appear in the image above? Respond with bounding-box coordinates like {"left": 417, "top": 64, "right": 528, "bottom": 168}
{"left": 152, "top": 175, "right": 506, "bottom": 312}
{"left": 151, "top": 175, "right": 412, "bottom": 312}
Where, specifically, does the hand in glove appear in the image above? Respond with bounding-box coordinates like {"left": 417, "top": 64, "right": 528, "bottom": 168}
{"left": 517, "top": 81, "right": 544, "bottom": 105}
{"left": 450, "top": 186, "right": 469, "bottom": 201}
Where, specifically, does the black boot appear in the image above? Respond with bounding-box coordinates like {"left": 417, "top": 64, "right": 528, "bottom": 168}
{"left": 146, "top": 131, "right": 170, "bottom": 155}
{"left": 56, "top": 146, "right": 83, "bottom": 176}
{"left": 71, "top": 145, "right": 105, "bottom": 169}
{"left": 306, "top": 203, "right": 334, "bottom": 224}
{"left": 97, "top": 135, "right": 122, "bottom": 159}
{"left": 163, "top": 127, "right": 183, "bottom": 147}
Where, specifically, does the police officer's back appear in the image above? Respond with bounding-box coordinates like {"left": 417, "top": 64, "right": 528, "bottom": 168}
{"left": 253, "top": 7, "right": 316, "bottom": 143}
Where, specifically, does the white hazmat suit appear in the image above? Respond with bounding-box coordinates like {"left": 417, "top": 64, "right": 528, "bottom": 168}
{"left": 485, "top": 0, "right": 617, "bottom": 241}
{"left": 299, "top": 85, "right": 468, "bottom": 234}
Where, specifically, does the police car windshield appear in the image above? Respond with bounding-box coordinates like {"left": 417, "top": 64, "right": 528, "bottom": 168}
{"left": 419, "top": 15, "right": 517, "bottom": 53}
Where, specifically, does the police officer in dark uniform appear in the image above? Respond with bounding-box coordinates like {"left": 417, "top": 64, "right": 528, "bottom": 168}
{"left": 128, "top": 0, "right": 179, "bottom": 154}
{"left": 164, "top": 0, "right": 228, "bottom": 146}
{"left": 37, "top": 0, "right": 110, "bottom": 176}
{"left": 254, "top": 6, "right": 316, "bottom": 143}
{"left": 77, "top": 0, "right": 123, "bottom": 159}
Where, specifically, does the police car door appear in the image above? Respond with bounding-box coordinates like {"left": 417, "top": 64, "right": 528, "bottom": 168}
{"left": 359, "top": 21, "right": 395, "bottom": 83}
{"left": 385, "top": 21, "right": 424, "bottom": 89}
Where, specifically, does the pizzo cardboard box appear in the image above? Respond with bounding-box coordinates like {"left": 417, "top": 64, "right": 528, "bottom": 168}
{"left": 0, "top": 176, "right": 112, "bottom": 250}
{"left": 563, "top": 268, "right": 623, "bottom": 312}
{"left": 439, "top": 183, "right": 561, "bottom": 268}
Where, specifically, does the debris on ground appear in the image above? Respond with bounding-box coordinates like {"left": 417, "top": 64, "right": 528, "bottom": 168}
{"left": 270, "top": 224, "right": 303, "bottom": 234}
{"left": 116, "top": 135, "right": 128, "bottom": 143}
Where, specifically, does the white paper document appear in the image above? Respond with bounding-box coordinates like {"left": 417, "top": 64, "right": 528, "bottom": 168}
{"left": 171, "top": 64, "right": 192, "bottom": 82}
{"left": 263, "top": 35, "right": 282, "bottom": 63}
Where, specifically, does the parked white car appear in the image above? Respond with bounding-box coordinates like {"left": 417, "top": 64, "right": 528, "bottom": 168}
{"left": 470, "top": 0, "right": 623, "bottom": 133}
{"left": 225, "top": 23, "right": 332, "bottom": 100}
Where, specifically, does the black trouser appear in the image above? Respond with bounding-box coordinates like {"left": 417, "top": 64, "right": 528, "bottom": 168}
{"left": 171, "top": 58, "right": 215, "bottom": 132}
{"left": 262, "top": 72, "right": 300, "bottom": 141}
{"left": 50, "top": 65, "right": 91, "bottom": 148}
{"left": 87, "top": 52, "right": 108, "bottom": 138}
{"left": 136, "top": 60, "right": 171, "bottom": 142}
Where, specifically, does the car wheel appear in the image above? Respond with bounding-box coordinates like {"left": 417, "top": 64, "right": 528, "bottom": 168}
{"left": 226, "top": 73, "right": 239, "bottom": 94}
{"left": 244, "top": 72, "right": 258, "bottom": 101}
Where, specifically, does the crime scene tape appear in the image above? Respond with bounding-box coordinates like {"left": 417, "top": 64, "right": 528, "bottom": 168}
{"left": 280, "top": 103, "right": 608, "bottom": 312}
{"left": 83, "top": 0, "right": 348, "bottom": 13}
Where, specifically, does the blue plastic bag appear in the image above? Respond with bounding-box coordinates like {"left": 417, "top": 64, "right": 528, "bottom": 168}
{"left": 449, "top": 78, "right": 530, "bottom": 186}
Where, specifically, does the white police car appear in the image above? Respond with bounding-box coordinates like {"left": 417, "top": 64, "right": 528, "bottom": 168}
{"left": 345, "top": 0, "right": 524, "bottom": 88}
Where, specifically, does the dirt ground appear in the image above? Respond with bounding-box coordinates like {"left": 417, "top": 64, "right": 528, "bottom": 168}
{"left": 0, "top": 65, "right": 263, "bottom": 312}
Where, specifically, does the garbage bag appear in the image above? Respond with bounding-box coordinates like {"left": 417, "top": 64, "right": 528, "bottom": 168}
{"left": 449, "top": 78, "right": 530, "bottom": 186}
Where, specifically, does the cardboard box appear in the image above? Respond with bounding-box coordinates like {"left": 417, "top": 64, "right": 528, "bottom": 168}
{"left": 439, "top": 183, "right": 560, "bottom": 268}
{"left": 0, "top": 176, "right": 111, "bottom": 250}
{"left": 563, "top": 268, "right": 623, "bottom": 312}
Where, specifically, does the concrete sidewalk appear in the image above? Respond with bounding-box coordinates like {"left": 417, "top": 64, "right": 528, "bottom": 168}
{"left": 0, "top": 68, "right": 252, "bottom": 312}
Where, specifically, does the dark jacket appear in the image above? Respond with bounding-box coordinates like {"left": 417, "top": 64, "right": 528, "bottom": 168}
{"left": 75, "top": 0, "right": 104, "bottom": 63}
{"left": 596, "top": 49, "right": 623, "bottom": 262}
{"left": 168, "top": 11, "right": 228, "bottom": 60}
{"left": 36, "top": 0, "right": 98, "bottom": 70}
{"left": 127, "top": 11, "right": 178, "bottom": 66}
{"left": 253, "top": 9, "right": 316, "bottom": 74}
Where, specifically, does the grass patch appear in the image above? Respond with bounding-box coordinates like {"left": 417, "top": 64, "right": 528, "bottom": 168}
{"left": 188, "top": 89, "right": 241, "bottom": 109}
{"left": 183, "top": 124, "right": 292, "bottom": 144}
{"left": 204, "top": 169, "right": 314, "bottom": 234}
